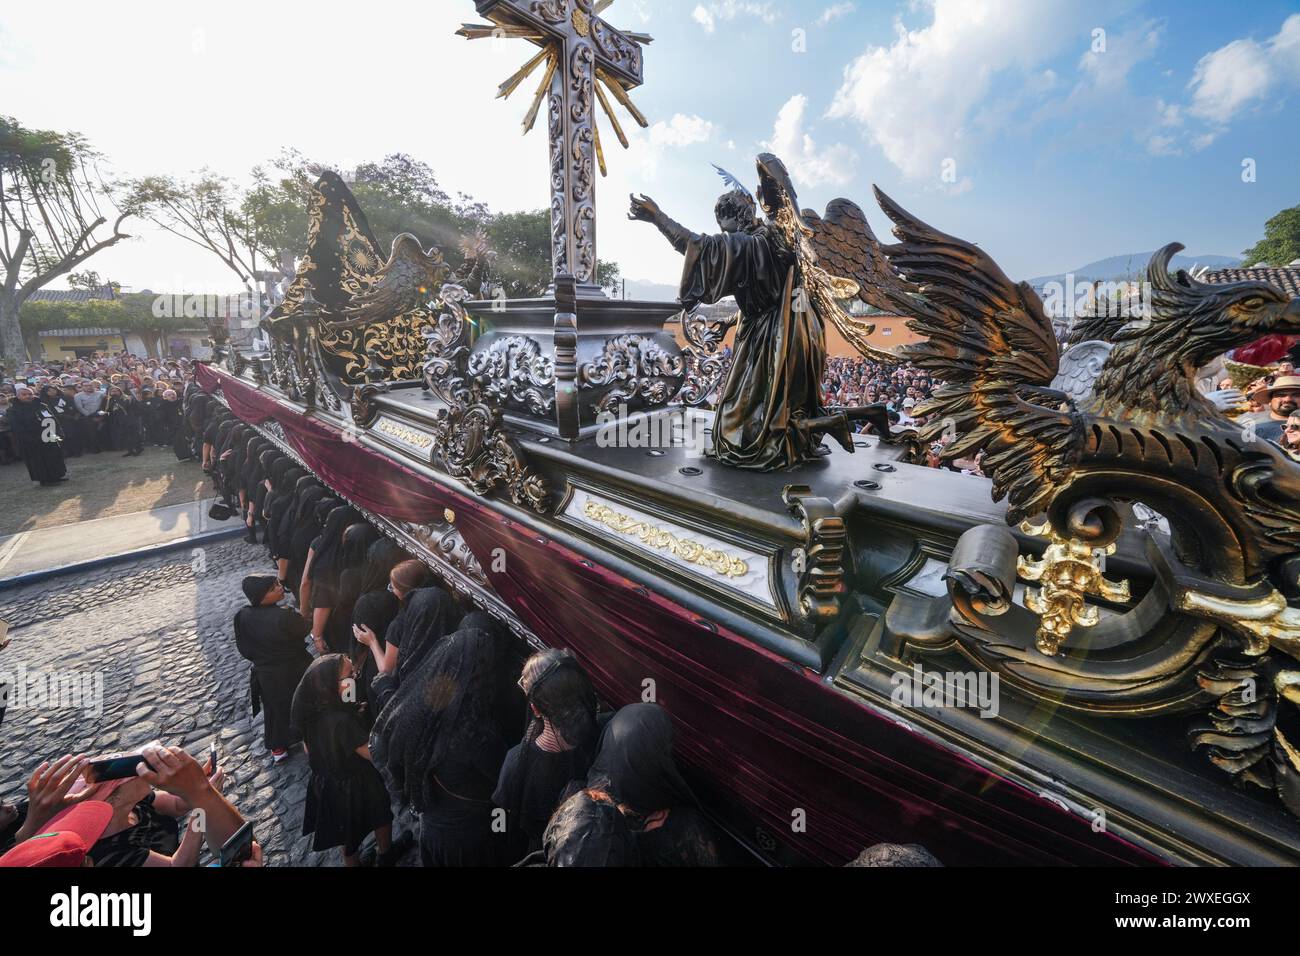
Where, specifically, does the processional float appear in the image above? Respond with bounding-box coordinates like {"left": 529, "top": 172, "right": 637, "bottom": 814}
{"left": 203, "top": 0, "right": 1300, "bottom": 865}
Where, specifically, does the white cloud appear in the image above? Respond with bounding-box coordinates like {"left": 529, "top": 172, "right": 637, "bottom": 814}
{"left": 691, "top": 1, "right": 777, "bottom": 34}
{"left": 763, "top": 94, "right": 855, "bottom": 188}
{"left": 827, "top": 0, "right": 1092, "bottom": 181}
{"left": 1075, "top": 23, "right": 1161, "bottom": 95}
{"left": 691, "top": 5, "right": 715, "bottom": 32}
{"left": 648, "top": 114, "right": 715, "bottom": 149}
{"left": 1188, "top": 13, "right": 1300, "bottom": 124}
{"left": 816, "top": 3, "right": 855, "bottom": 27}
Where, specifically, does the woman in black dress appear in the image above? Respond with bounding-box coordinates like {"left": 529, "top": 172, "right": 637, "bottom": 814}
{"left": 5, "top": 386, "right": 66, "bottom": 486}
{"left": 105, "top": 386, "right": 144, "bottom": 456}
{"left": 494, "top": 647, "right": 600, "bottom": 860}
{"left": 542, "top": 703, "right": 723, "bottom": 867}
{"left": 291, "top": 654, "right": 395, "bottom": 867}
{"left": 361, "top": 580, "right": 456, "bottom": 713}
{"left": 324, "top": 521, "right": 380, "bottom": 653}
{"left": 349, "top": 590, "right": 401, "bottom": 725}
{"left": 302, "top": 505, "right": 362, "bottom": 654}
{"left": 40, "top": 384, "right": 78, "bottom": 458}
{"left": 369, "top": 621, "right": 521, "bottom": 866}
{"left": 285, "top": 490, "right": 331, "bottom": 603}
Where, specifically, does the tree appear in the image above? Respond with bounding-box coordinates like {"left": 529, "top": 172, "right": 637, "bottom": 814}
{"left": 20, "top": 294, "right": 195, "bottom": 361}
{"left": 67, "top": 269, "right": 103, "bottom": 291}
{"left": 0, "top": 116, "right": 131, "bottom": 364}
{"left": 117, "top": 170, "right": 294, "bottom": 293}
{"left": 1242, "top": 205, "right": 1300, "bottom": 266}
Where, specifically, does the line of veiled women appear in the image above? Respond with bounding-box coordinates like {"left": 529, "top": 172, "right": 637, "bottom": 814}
{"left": 194, "top": 395, "right": 727, "bottom": 866}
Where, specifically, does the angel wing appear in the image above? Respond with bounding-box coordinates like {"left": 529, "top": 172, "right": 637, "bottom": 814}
{"left": 1064, "top": 311, "right": 1130, "bottom": 345}
{"left": 873, "top": 187, "right": 1086, "bottom": 522}
{"left": 333, "top": 233, "right": 449, "bottom": 329}
{"left": 799, "top": 199, "right": 912, "bottom": 363}
{"left": 1052, "top": 339, "right": 1114, "bottom": 405}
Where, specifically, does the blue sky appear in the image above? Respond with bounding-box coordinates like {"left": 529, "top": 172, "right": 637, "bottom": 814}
{"left": 2, "top": 0, "right": 1298, "bottom": 291}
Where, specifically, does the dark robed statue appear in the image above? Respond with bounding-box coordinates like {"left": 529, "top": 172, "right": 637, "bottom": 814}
{"left": 630, "top": 154, "right": 892, "bottom": 470}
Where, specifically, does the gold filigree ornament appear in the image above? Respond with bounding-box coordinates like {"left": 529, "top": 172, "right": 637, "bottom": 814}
{"left": 1017, "top": 531, "right": 1132, "bottom": 656}
{"left": 582, "top": 501, "right": 748, "bottom": 578}
{"left": 1173, "top": 588, "right": 1300, "bottom": 662}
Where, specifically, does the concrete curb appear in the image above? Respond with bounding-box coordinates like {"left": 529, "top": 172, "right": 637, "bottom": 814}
{"left": 0, "top": 525, "right": 248, "bottom": 591}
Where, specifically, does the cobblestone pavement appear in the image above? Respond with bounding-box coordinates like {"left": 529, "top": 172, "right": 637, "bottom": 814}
{"left": 0, "top": 538, "right": 416, "bottom": 866}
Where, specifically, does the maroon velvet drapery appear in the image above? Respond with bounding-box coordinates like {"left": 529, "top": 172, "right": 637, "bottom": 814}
{"left": 196, "top": 363, "right": 451, "bottom": 523}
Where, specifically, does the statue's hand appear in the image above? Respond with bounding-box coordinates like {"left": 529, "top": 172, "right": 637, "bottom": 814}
{"left": 628, "top": 193, "right": 661, "bottom": 223}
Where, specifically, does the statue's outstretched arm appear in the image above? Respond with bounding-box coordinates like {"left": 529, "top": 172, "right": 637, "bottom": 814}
{"left": 629, "top": 194, "right": 696, "bottom": 255}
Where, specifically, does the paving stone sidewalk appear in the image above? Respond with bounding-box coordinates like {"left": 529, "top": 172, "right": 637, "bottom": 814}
{"left": 0, "top": 537, "right": 416, "bottom": 866}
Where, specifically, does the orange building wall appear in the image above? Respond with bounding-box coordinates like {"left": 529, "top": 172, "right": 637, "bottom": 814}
{"left": 670, "top": 311, "right": 923, "bottom": 358}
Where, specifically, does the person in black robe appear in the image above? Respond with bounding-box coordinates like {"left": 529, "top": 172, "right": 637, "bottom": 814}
{"left": 349, "top": 590, "right": 401, "bottom": 725}
{"left": 285, "top": 490, "right": 330, "bottom": 602}
{"left": 542, "top": 703, "right": 722, "bottom": 867}
{"left": 155, "top": 388, "right": 182, "bottom": 447}
{"left": 369, "top": 621, "right": 521, "bottom": 866}
{"left": 629, "top": 158, "right": 852, "bottom": 469}
{"left": 105, "top": 387, "right": 144, "bottom": 456}
{"left": 324, "top": 522, "right": 380, "bottom": 653}
{"left": 273, "top": 475, "right": 320, "bottom": 583}
{"left": 264, "top": 465, "right": 306, "bottom": 564}
{"left": 303, "top": 504, "right": 362, "bottom": 654}
{"left": 42, "top": 384, "right": 80, "bottom": 458}
{"left": 362, "top": 581, "right": 458, "bottom": 712}
{"left": 248, "top": 450, "right": 284, "bottom": 542}
{"left": 5, "top": 386, "right": 67, "bottom": 486}
{"left": 291, "top": 654, "right": 395, "bottom": 866}
{"left": 494, "top": 647, "right": 600, "bottom": 860}
{"left": 357, "top": 537, "right": 407, "bottom": 595}
{"left": 233, "top": 575, "right": 312, "bottom": 761}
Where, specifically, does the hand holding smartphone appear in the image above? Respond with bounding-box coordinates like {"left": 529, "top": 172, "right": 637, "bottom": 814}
{"left": 219, "top": 821, "right": 255, "bottom": 867}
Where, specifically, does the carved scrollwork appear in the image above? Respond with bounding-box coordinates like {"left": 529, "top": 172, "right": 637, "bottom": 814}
{"left": 430, "top": 401, "right": 550, "bottom": 513}
{"left": 674, "top": 307, "right": 739, "bottom": 407}
{"left": 421, "top": 284, "right": 474, "bottom": 407}
{"left": 579, "top": 333, "right": 685, "bottom": 412}
{"left": 467, "top": 336, "right": 556, "bottom": 417}
{"left": 397, "top": 517, "right": 488, "bottom": 586}
{"left": 782, "top": 484, "right": 847, "bottom": 624}
{"left": 421, "top": 285, "right": 552, "bottom": 514}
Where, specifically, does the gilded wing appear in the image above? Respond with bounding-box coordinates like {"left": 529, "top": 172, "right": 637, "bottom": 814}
{"left": 335, "top": 233, "right": 448, "bottom": 329}
{"left": 1065, "top": 311, "right": 1130, "bottom": 345}
{"left": 876, "top": 187, "right": 1086, "bottom": 522}
{"left": 803, "top": 198, "right": 905, "bottom": 315}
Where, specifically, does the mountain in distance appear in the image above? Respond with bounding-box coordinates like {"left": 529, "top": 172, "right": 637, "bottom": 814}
{"left": 614, "top": 277, "right": 680, "bottom": 302}
{"left": 1029, "top": 252, "right": 1241, "bottom": 289}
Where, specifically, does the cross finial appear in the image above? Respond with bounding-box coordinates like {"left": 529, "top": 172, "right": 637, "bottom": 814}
{"left": 459, "top": 0, "right": 652, "bottom": 294}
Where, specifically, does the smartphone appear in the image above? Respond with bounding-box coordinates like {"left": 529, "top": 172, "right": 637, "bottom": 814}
{"left": 219, "top": 821, "right": 255, "bottom": 867}
{"left": 207, "top": 741, "right": 218, "bottom": 775}
{"left": 86, "top": 752, "right": 145, "bottom": 782}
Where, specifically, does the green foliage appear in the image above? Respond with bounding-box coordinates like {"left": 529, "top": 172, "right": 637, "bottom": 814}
{"left": 19, "top": 295, "right": 193, "bottom": 333}
{"left": 1242, "top": 205, "right": 1300, "bottom": 266}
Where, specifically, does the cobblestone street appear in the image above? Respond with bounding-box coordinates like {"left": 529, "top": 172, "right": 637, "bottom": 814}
{"left": 0, "top": 538, "right": 414, "bottom": 866}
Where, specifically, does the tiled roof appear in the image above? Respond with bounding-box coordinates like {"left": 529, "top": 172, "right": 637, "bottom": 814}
{"left": 1201, "top": 266, "right": 1300, "bottom": 298}
{"left": 27, "top": 286, "right": 117, "bottom": 303}
{"left": 41, "top": 327, "right": 123, "bottom": 336}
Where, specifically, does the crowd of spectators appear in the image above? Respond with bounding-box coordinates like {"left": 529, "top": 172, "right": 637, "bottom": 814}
{"left": 1, "top": 352, "right": 197, "bottom": 485}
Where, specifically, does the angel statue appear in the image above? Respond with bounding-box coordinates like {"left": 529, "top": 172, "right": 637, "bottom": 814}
{"left": 629, "top": 153, "right": 894, "bottom": 471}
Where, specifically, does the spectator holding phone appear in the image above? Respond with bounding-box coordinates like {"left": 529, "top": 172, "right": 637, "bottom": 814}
{"left": 77, "top": 743, "right": 245, "bottom": 867}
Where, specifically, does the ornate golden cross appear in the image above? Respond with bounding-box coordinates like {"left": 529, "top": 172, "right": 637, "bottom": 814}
{"left": 459, "top": 0, "right": 652, "bottom": 294}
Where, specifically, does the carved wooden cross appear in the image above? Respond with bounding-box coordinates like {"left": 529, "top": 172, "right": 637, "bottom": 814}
{"left": 460, "top": 1, "right": 651, "bottom": 297}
